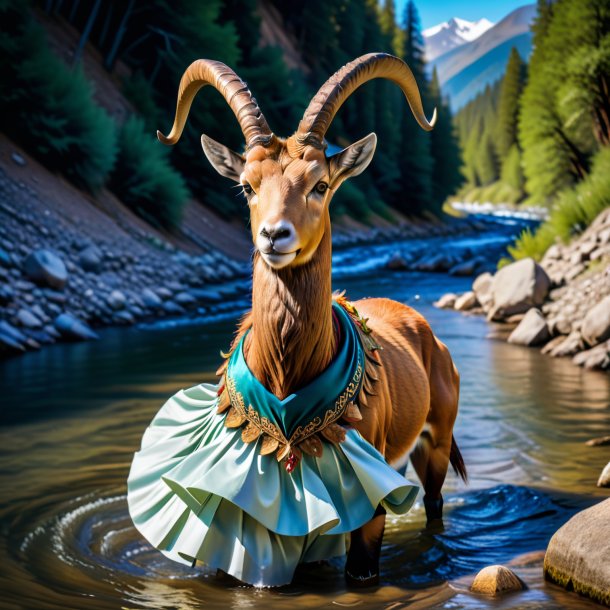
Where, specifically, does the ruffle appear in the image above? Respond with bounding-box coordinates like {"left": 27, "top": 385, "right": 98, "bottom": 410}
{"left": 127, "top": 383, "right": 418, "bottom": 586}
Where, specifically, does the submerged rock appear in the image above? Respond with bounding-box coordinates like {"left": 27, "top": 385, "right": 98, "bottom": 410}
{"left": 434, "top": 293, "right": 457, "bottom": 309}
{"left": 454, "top": 291, "right": 478, "bottom": 311}
{"left": 470, "top": 565, "right": 525, "bottom": 596}
{"left": 544, "top": 498, "right": 610, "bottom": 606}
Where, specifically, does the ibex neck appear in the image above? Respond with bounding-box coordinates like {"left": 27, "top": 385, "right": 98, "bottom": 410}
{"left": 247, "top": 230, "right": 334, "bottom": 400}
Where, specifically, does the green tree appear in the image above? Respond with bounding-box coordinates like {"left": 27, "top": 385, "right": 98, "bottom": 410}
{"left": 397, "top": 0, "right": 433, "bottom": 213}
{"left": 518, "top": 0, "right": 609, "bottom": 204}
{"left": 495, "top": 47, "right": 527, "bottom": 161}
{"left": 429, "top": 68, "right": 461, "bottom": 205}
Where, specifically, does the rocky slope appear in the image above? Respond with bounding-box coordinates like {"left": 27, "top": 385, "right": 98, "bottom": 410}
{"left": 436, "top": 207, "right": 610, "bottom": 370}
{"left": 0, "top": 136, "right": 252, "bottom": 357}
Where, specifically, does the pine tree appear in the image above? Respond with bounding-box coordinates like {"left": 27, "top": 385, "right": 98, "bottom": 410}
{"left": 495, "top": 47, "right": 526, "bottom": 161}
{"left": 397, "top": 0, "right": 433, "bottom": 214}
{"left": 429, "top": 67, "right": 461, "bottom": 208}
{"left": 518, "top": 0, "right": 607, "bottom": 204}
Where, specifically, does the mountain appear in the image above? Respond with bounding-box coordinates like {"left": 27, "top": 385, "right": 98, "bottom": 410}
{"left": 428, "top": 4, "right": 536, "bottom": 111}
{"left": 423, "top": 17, "right": 494, "bottom": 62}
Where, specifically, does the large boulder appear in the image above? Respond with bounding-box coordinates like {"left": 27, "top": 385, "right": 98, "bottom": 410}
{"left": 23, "top": 249, "right": 68, "bottom": 290}
{"left": 488, "top": 258, "right": 551, "bottom": 321}
{"left": 544, "top": 498, "right": 610, "bottom": 606}
{"left": 581, "top": 296, "right": 610, "bottom": 347}
{"left": 472, "top": 272, "right": 494, "bottom": 311}
{"left": 508, "top": 309, "right": 551, "bottom": 346}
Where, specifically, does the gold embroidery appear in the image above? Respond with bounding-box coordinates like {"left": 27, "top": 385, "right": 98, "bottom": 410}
{"left": 222, "top": 297, "right": 375, "bottom": 468}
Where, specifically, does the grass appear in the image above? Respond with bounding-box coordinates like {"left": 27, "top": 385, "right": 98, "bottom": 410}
{"left": 509, "top": 147, "right": 610, "bottom": 261}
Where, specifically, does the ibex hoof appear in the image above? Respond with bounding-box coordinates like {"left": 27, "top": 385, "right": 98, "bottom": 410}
{"left": 424, "top": 494, "right": 444, "bottom": 528}
{"left": 345, "top": 568, "right": 380, "bottom": 588}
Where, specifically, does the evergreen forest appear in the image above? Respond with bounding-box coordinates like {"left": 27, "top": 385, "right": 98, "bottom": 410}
{"left": 0, "top": 0, "right": 608, "bottom": 264}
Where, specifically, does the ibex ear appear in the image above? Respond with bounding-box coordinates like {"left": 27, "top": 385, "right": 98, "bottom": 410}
{"left": 201, "top": 134, "right": 245, "bottom": 182}
{"left": 328, "top": 133, "right": 377, "bottom": 188}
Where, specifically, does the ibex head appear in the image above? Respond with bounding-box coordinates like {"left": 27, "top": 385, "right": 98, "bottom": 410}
{"left": 159, "top": 53, "right": 436, "bottom": 270}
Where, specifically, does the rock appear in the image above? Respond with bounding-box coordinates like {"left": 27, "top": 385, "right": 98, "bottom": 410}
{"left": 0, "top": 331, "right": 25, "bottom": 355}
{"left": 542, "top": 335, "right": 568, "bottom": 355}
{"left": 386, "top": 252, "right": 409, "bottom": 270}
{"left": 448, "top": 258, "right": 481, "bottom": 276}
{"left": 544, "top": 498, "right": 610, "bottom": 606}
{"left": 155, "top": 287, "right": 173, "bottom": 301}
{"left": 572, "top": 341, "right": 610, "bottom": 370}
{"left": 580, "top": 240, "right": 598, "bottom": 258}
{"left": 454, "top": 291, "right": 478, "bottom": 312}
{"left": 434, "top": 293, "right": 457, "bottom": 309}
{"left": 591, "top": 244, "right": 610, "bottom": 261}
{"left": 472, "top": 272, "right": 494, "bottom": 310}
{"left": 586, "top": 436, "right": 610, "bottom": 447}
{"left": 175, "top": 291, "right": 197, "bottom": 307}
{"left": 142, "top": 288, "right": 162, "bottom": 308}
{"left": 191, "top": 288, "right": 223, "bottom": 303}
{"left": 11, "top": 152, "right": 26, "bottom": 166}
{"left": 508, "top": 309, "right": 551, "bottom": 346}
{"left": 162, "top": 301, "right": 186, "bottom": 315}
{"left": 113, "top": 310, "right": 135, "bottom": 325}
{"left": 54, "top": 313, "right": 99, "bottom": 341}
{"left": 581, "top": 296, "right": 610, "bottom": 347}
{"left": 23, "top": 249, "right": 68, "bottom": 290}
{"left": 548, "top": 316, "right": 571, "bottom": 336}
{"left": 598, "top": 463, "right": 610, "bottom": 488}
{"left": 489, "top": 258, "right": 551, "bottom": 320}
{"left": 549, "top": 331, "right": 584, "bottom": 357}
{"left": 16, "top": 308, "right": 43, "bottom": 329}
{"left": 42, "top": 288, "right": 67, "bottom": 304}
{"left": 0, "top": 248, "right": 12, "bottom": 268}
{"left": 79, "top": 246, "right": 103, "bottom": 272}
{"left": 0, "top": 285, "right": 14, "bottom": 305}
{"left": 470, "top": 565, "right": 525, "bottom": 596}
{"left": 107, "top": 290, "right": 126, "bottom": 310}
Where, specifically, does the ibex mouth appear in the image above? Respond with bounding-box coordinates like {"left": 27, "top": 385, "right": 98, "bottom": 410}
{"left": 261, "top": 249, "right": 301, "bottom": 270}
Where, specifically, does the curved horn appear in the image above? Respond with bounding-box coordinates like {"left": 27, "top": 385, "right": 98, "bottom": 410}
{"left": 296, "top": 53, "right": 436, "bottom": 148}
{"left": 157, "top": 59, "right": 274, "bottom": 149}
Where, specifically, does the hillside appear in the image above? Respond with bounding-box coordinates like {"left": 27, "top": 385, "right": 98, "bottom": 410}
{"left": 429, "top": 4, "right": 536, "bottom": 110}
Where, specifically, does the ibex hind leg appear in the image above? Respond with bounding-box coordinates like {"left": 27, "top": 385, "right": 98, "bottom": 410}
{"left": 410, "top": 430, "right": 452, "bottom": 527}
{"left": 345, "top": 505, "right": 386, "bottom": 587}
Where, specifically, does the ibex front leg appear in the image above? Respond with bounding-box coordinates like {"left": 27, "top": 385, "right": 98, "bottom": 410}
{"left": 345, "top": 505, "right": 386, "bottom": 587}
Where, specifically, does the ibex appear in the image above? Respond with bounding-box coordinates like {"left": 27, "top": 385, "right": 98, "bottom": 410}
{"left": 146, "top": 52, "right": 465, "bottom": 587}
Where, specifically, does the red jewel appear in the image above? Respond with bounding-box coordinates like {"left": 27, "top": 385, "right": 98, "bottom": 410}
{"left": 217, "top": 384, "right": 225, "bottom": 396}
{"left": 285, "top": 452, "right": 298, "bottom": 474}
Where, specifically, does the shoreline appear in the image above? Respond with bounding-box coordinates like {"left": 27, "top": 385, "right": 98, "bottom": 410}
{"left": 0, "top": 139, "right": 493, "bottom": 360}
{"left": 435, "top": 207, "right": 610, "bottom": 372}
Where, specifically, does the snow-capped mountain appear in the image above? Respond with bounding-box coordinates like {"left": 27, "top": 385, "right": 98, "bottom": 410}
{"left": 423, "top": 17, "right": 494, "bottom": 61}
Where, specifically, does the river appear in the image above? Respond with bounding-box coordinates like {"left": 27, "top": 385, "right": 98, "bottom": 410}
{"left": 1, "top": 226, "right": 609, "bottom": 609}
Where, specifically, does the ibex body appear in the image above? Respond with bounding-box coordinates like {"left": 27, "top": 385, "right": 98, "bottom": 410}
{"left": 129, "top": 53, "right": 465, "bottom": 587}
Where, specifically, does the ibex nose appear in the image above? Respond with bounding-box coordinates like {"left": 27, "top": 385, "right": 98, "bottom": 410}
{"left": 258, "top": 220, "right": 297, "bottom": 254}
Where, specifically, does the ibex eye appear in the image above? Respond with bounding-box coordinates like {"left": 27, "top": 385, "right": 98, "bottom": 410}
{"left": 242, "top": 183, "right": 253, "bottom": 195}
{"left": 315, "top": 182, "right": 328, "bottom": 194}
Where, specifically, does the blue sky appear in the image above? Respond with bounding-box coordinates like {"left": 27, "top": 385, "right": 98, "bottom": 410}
{"left": 394, "top": 0, "right": 531, "bottom": 31}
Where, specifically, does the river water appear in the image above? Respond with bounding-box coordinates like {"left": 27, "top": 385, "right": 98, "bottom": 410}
{"left": 1, "top": 228, "right": 609, "bottom": 609}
